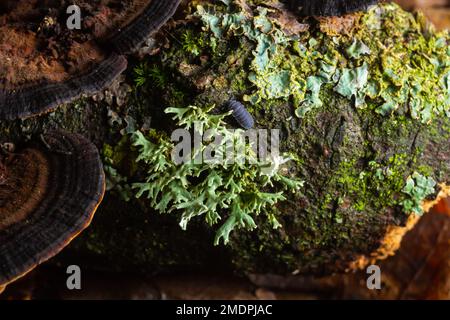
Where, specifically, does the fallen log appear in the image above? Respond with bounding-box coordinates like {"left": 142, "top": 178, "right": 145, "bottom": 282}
{"left": 0, "top": 1, "right": 449, "bottom": 278}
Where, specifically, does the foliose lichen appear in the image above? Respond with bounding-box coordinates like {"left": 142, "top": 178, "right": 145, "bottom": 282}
{"left": 196, "top": 1, "right": 450, "bottom": 122}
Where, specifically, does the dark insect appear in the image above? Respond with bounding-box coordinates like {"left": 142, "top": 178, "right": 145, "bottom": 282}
{"left": 224, "top": 99, "right": 255, "bottom": 130}
{"left": 286, "top": 0, "right": 379, "bottom": 16}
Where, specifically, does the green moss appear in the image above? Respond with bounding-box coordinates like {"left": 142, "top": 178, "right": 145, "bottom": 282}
{"left": 102, "top": 136, "right": 136, "bottom": 201}
{"left": 328, "top": 153, "right": 436, "bottom": 214}
{"left": 181, "top": 29, "right": 214, "bottom": 56}
{"left": 134, "top": 63, "right": 168, "bottom": 89}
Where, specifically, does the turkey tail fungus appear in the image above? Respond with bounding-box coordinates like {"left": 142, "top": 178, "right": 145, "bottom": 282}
{"left": 287, "top": 0, "right": 379, "bottom": 16}
{"left": 0, "top": 53, "right": 127, "bottom": 120}
{"left": 0, "top": 0, "right": 181, "bottom": 120}
{"left": 109, "top": 0, "right": 182, "bottom": 54}
{"left": 0, "top": 131, "right": 105, "bottom": 290}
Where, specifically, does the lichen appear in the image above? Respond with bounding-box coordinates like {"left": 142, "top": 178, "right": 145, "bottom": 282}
{"left": 402, "top": 172, "right": 437, "bottom": 215}
{"left": 196, "top": 1, "right": 450, "bottom": 122}
{"left": 129, "top": 105, "right": 303, "bottom": 245}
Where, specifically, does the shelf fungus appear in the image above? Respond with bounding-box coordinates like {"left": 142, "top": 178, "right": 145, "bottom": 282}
{"left": 286, "top": 0, "right": 379, "bottom": 16}
{"left": 0, "top": 0, "right": 181, "bottom": 120}
{"left": 0, "top": 131, "right": 105, "bottom": 289}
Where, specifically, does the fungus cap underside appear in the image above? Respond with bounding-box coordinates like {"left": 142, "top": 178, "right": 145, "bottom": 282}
{"left": 0, "top": 131, "right": 105, "bottom": 287}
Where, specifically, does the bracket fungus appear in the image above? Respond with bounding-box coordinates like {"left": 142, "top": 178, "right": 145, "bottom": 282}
{"left": 286, "top": 0, "right": 379, "bottom": 16}
{"left": 0, "top": 0, "right": 181, "bottom": 120}
{"left": 0, "top": 131, "right": 105, "bottom": 289}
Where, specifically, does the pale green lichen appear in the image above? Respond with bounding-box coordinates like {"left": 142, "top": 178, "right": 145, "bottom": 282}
{"left": 197, "top": 2, "right": 310, "bottom": 106}
{"left": 334, "top": 63, "right": 369, "bottom": 108}
{"left": 193, "top": 0, "right": 446, "bottom": 215}
{"left": 124, "top": 1, "right": 445, "bottom": 244}
{"left": 402, "top": 172, "right": 437, "bottom": 215}
{"left": 130, "top": 105, "right": 303, "bottom": 245}
{"left": 355, "top": 4, "right": 450, "bottom": 122}
{"left": 104, "top": 2, "right": 447, "bottom": 237}
{"left": 196, "top": 1, "right": 450, "bottom": 122}
{"left": 346, "top": 39, "right": 371, "bottom": 59}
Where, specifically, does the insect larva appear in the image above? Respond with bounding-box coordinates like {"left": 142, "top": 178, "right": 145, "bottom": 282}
{"left": 225, "top": 99, "right": 255, "bottom": 130}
